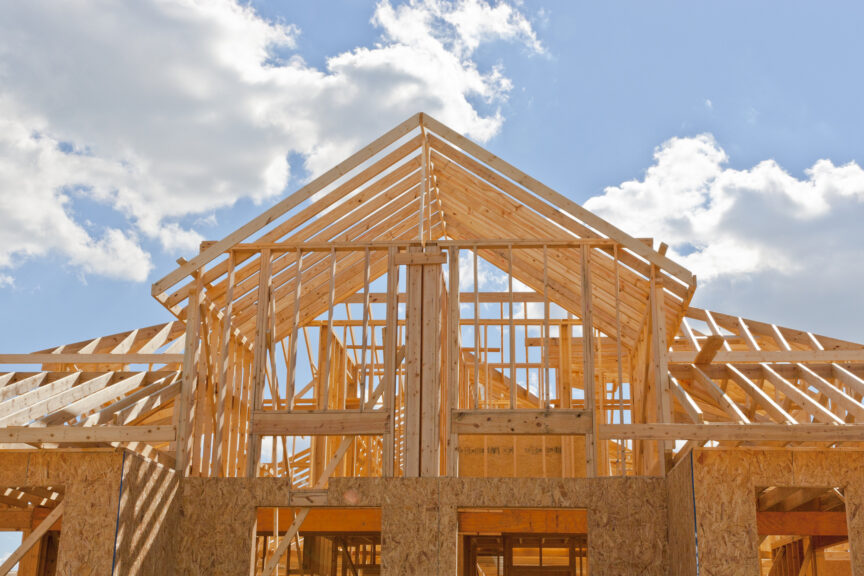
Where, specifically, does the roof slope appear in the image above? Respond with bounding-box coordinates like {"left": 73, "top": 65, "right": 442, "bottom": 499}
{"left": 151, "top": 113, "right": 697, "bottom": 352}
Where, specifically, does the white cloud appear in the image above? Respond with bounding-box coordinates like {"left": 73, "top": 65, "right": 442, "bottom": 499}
{"left": 584, "top": 135, "right": 864, "bottom": 340}
{"left": 0, "top": 105, "right": 153, "bottom": 281}
{"left": 0, "top": 0, "right": 541, "bottom": 283}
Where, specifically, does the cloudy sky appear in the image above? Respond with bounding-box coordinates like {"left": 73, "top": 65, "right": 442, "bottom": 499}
{"left": 1, "top": 0, "right": 864, "bottom": 354}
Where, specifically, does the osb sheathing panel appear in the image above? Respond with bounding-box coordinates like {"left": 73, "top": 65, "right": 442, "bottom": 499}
{"left": 667, "top": 452, "right": 697, "bottom": 576}
{"left": 692, "top": 449, "right": 864, "bottom": 576}
{"left": 175, "top": 477, "right": 305, "bottom": 575}
{"left": 113, "top": 452, "right": 179, "bottom": 576}
{"left": 379, "top": 478, "right": 443, "bottom": 575}
{"left": 587, "top": 477, "right": 668, "bottom": 575}
{"left": 177, "top": 478, "right": 260, "bottom": 575}
{"left": 0, "top": 451, "right": 124, "bottom": 576}
{"left": 329, "top": 476, "right": 667, "bottom": 576}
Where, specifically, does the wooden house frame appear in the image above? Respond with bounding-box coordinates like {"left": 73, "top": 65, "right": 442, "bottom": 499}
{"left": 1, "top": 113, "right": 863, "bottom": 574}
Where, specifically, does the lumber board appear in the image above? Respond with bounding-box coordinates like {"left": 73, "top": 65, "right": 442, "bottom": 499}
{"left": 599, "top": 423, "right": 864, "bottom": 442}
{"left": 392, "top": 251, "right": 446, "bottom": 266}
{"left": 458, "top": 508, "right": 587, "bottom": 534}
{"left": 250, "top": 411, "right": 389, "bottom": 436}
{"left": 756, "top": 511, "right": 847, "bottom": 536}
{"left": 452, "top": 409, "right": 592, "bottom": 435}
{"left": 669, "top": 350, "right": 864, "bottom": 364}
{"left": 0, "top": 354, "right": 182, "bottom": 365}
{"left": 0, "top": 425, "right": 175, "bottom": 443}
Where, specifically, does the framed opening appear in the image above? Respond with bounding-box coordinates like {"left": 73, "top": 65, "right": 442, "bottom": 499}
{"left": 458, "top": 508, "right": 588, "bottom": 575}
{"left": 253, "top": 507, "right": 381, "bottom": 575}
{"left": 756, "top": 486, "right": 850, "bottom": 575}
{"left": 0, "top": 485, "right": 64, "bottom": 576}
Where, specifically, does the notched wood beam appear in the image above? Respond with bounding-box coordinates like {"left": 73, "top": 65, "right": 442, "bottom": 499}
{"left": 693, "top": 335, "right": 724, "bottom": 365}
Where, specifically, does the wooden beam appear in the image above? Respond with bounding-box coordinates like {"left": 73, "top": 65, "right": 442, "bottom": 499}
{"left": 670, "top": 350, "right": 864, "bottom": 364}
{"left": 175, "top": 272, "right": 202, "bottom": 474}
{"left": 392, "top": 252, "right": 446, "bottom": 266}
{"left": 670, "top": 376, "right": 704, "bottom": 423}
{"left": 247, "top": 250, "right": 272, "bottom": 478}
{"left": 650, "top": 273, "right": 672, "bottom": 474}
{"left": 693, "top": 335, "right": 724, "bottom": 365}
{"left": 726, "top": 364, "right": 797, "bottom": 424}
{"left": 458, "top": 508, "right": 587, "bottom": 534}
{"left": 451, "top": 410, "right": 592, "bottom": 435}
{"left": 250, "top": 411, "right": 389, "bottom": 436}
{"left": 599, "top": 423, "right": 864, "bottom": 442}
{"left": 757, "top": 511, "right": 847, "bottom": 537}
{"left": 0, "top": 425, "right": 175, "bottom": 444}
{"left": 761, "top": 364, "right": 845, "bottom": 425}
{"left": 689, "top": 365, "right": 748, "bottom": 423}
{"left": 759, "top": 487, "right": 830, "bottom": 512}
{"left": 216, "top": 238, "right": 616, "bottom": 253}
{"left": 404, "top": 247, "right": 422, "bottom": 477}
{"left": 581, "top": 245, "right": 597, "bottom": 476}
{"left": 420, "top": 247, "right": 441, "bottom": 476}
{"left": 446, "top": 245, "right": 460, "bottom": 476}
{"left": 382, "top": 247, "right": 399, "bottom": 477}
{"left": 0, "top": 509, "right": 33, "bottom": 531}
{"left": 797, "top": 363, "right": 864, "bottom": 421}
{"left": 0, "top": 354, "right": 182, "bottom": 365}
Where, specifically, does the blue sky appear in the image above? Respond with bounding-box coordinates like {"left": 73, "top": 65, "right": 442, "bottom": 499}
{"left": 1, "top": 0, "right": 863, "bottom": 351}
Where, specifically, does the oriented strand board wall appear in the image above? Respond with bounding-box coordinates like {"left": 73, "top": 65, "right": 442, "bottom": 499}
{"left": 176, "top": 477, "right": 307, "bottom": 575}
{"left": 587, "top": 477, "right": 668, "bottom": 575}
{"left": 666, "top": 451, "right": 697, "bottom": 576}
{"left": 0, "top": 451, "right": 124, "bottom": 576}
{"left": 113, "top": 452, "right": 179, "bottom": 575}
{"left": 0, "top": 450, "right": 180, "bottom": 576}
{"left": 692, "top": 449, "right": 864, "bottom": 576}
{"left": 177, "top": 478, "right": 259, "bottom": 575}
{"left": 328, "top": 476, "right": 668, "bottom": 576}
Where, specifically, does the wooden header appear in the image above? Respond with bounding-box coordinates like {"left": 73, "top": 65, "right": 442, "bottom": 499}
{"left": 251, "top": 411, "right": 390, "bottom": 436}
{"left": 452, "top": 409, "right": 592, "bottom": 435}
